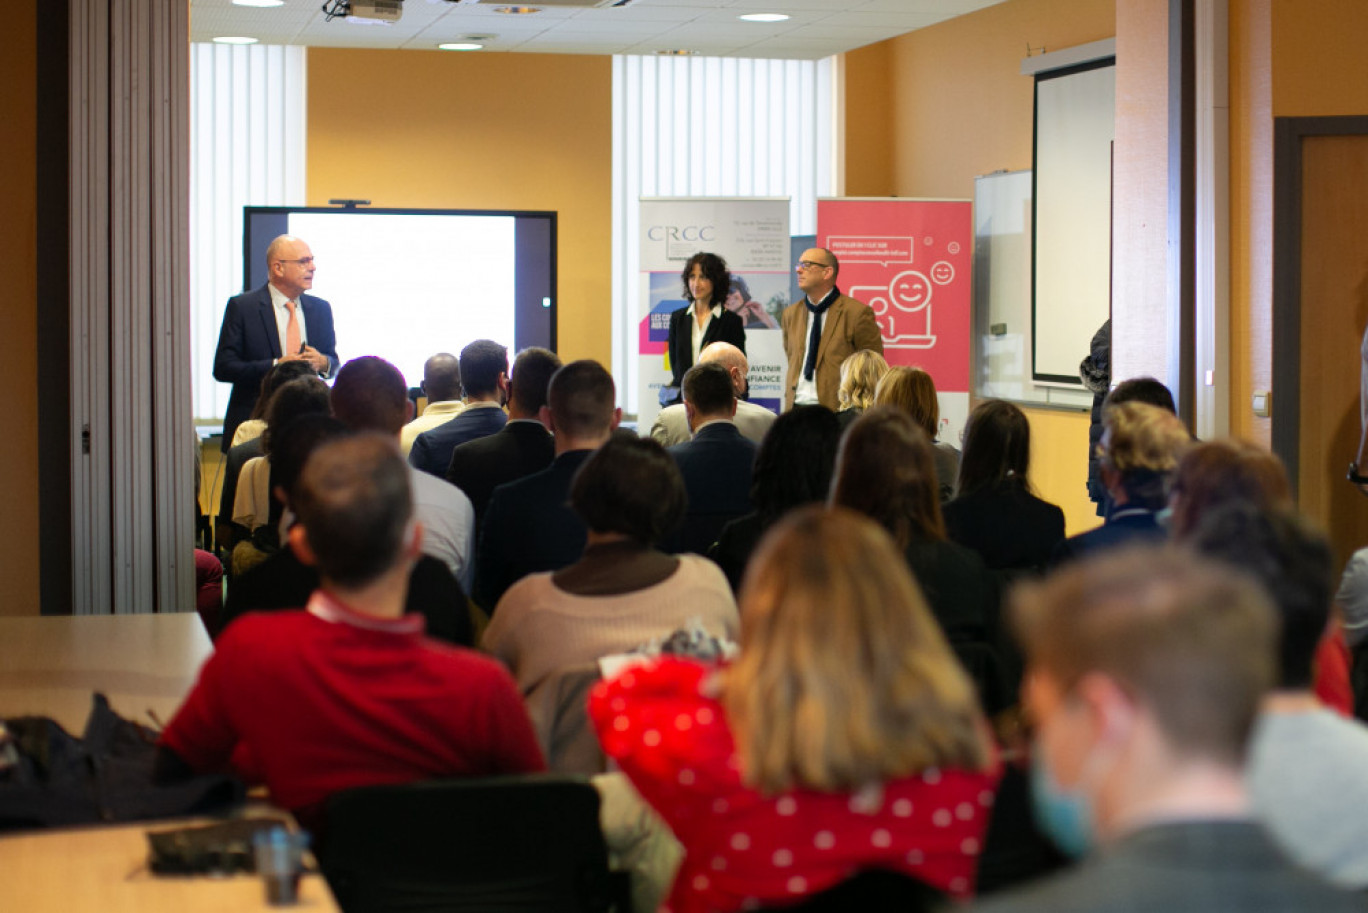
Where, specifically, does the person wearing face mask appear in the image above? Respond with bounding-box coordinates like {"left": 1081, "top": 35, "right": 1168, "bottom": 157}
{"left": 974, "top": 545, "right": 1363, "bottom": 913}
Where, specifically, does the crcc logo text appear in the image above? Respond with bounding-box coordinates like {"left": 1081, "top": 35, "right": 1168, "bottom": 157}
{"left": 647, "top": 225, "right": 716, "bottom": 242}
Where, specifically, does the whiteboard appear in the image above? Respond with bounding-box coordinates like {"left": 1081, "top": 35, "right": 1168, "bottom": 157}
{"left": 973, "top": 170, "right": 1092, "bottom": 409}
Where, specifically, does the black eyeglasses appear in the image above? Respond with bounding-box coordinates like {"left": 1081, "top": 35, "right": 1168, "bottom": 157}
{"left": 797, "top": 260, "right": 832, "bottom": 271}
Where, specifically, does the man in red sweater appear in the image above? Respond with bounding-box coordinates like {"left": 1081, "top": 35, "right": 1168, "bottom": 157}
{"left": 156, "top": 432, "right": 544, "bottom": 827}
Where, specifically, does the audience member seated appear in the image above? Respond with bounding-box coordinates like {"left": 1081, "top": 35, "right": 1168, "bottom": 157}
{"left": 475, "top": 359, "right": 620, "bottom": 612}
{"left": 215, "top": 359, "right": 316, "bottom": 550}
{"left": 651, "top": 342, "right": 776, "bottom": 447}
{"left": 831, "top": 407, "right": 997, "bottom": 646}
{"left": 1338, "top": 549, "right": 1368, "bottom": 715}
{"left": 399, "top": 352, "right": 465, "bottom": 457}
{"left": 228, "top": 376, "right": 332, "bottom": 575}
{"left": 665, "top": 362, "right": 759, "bottom": 554}
{"left": 874, "top": 366, "right": 960, "bottom": 501}
{"left": 155, "top": 433, "right": 544, "bottom": 833}
{"left": 1088, "top": 375, "right": 1178, "bottom": 516}
{"left": 409, "top": 339, "right": 509, "bottom": 478}
{"left": 220, "top": 413, "right": 473, "bottom": 646}
{"left": 943, "top": 400, "right": 1065, "bottom": 576}
{"left": 974, "top": 545, "right": 1361, "bottom": 913}
{"left": 590, "top": 507, "right": 1000, "bottom": 913}
{"left": 331, "top": 356, "right": 476, "bottom": 589}
{"left": 710, "top": 405, "right": 841, "bottom": 593}
{"left": 1052, "top": 401, "right": 1189, "bottom": 565}
{"left": 834, "top": 349, "right": 887, "bottom": 432}
{"left": 1166, "top": 438, "right": 1292, "bottom": 539}
{"left": 1187, "top": 504, "right": 1368, "bottom": 889}
{"left": 445, "top": 346, "right": 560, "bottom": 531}
{"left": 483, "top": 437, "right": 739, "bottom": 748}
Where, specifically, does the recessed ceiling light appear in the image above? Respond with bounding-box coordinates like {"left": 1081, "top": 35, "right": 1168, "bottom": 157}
{"left": 492, "top": 5, "right": 541, "bottom": 12}
{"left": 439, "top": 42, "right": 484, "bottom": 51}
{"left": 212, "top": 36, "right": 259, "bottom": 45}
{"left": 231, "top": 0, "right": 284, "bottom": 7}
{"left": 656, "top": 49, "right": 696, "bottom": 56}
{"left": 739, "top": 13, "right": 790, "bottom": 23}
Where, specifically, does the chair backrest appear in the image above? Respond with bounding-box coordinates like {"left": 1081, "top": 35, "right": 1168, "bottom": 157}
{"left": 754, "top": 869, "right": 946, "bottom": 913}
{"left": 319, "top": 775, "right": 626, "bottom": 913}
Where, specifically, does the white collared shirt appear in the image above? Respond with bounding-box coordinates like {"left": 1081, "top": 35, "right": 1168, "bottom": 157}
{"left": 688, "top": 301, "right": 721, "bottom": 367}
{"left": 268, "top": 283, "right": 309, "bottom": 358}
{"left": 793, "top": 303, "right": 825, "bottom": 406}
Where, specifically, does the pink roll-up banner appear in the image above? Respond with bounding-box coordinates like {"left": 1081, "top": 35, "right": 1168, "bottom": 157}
{"left": 817, "top": 197, "right": 973, "bottom": 445}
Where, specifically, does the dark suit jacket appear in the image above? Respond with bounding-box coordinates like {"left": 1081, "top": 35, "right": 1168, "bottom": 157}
{"left": 473, "top": 449, "right": 593, "bottom": 613}
{"left": 219, "top": 548, "right": 473, "bottom": 646}
{"left": 666, "top": 422, "right": 757, "bottom": 555}
{"left": 905, "top": 538, "right": 999, "bottom": 645}
{"left": 212, "top": 284, "right": 338, "bottom": 446}
{"left": 446, "top": 420, "right": 555, "bottom": 531}
{"left": 666, "top": 306, "right": 746, "bottom": 388}
{"left": 409, "top": 404, "right": 508, "bottom": 478}
{"left": 943, "top": 483, "right": 1067, "bottom": 575}
{"left": 780, "top": 292, "right": 883, "bottom": 410}
{"left": 1052, "top": 506, "right": 1165, "bottom": 567}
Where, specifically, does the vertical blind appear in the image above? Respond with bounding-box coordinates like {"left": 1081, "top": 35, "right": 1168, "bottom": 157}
{"left": 190, "top": 43, "right": 307, "bottom": 424}
{"left": 611, "top": 54, "right": 834, "bottom": 413}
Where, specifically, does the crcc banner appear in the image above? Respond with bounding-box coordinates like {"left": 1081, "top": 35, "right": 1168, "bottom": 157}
{"left": 638, "top": 197, "right": 790, "bottom": 432}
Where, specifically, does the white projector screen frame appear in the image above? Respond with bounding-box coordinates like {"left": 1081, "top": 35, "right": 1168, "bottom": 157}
{"left": 1032, "top": 58, "right": 1115, "bottom": 384}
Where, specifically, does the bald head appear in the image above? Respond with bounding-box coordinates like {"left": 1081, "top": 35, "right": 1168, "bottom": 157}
{"left": 422, "top": 353, "right": 462, "bottom": 403}
{"left": 265, "top": 234, "right": 315, "bottom": 300}
{"left": 700, "top": 342, "right": 749, "bottom": 397}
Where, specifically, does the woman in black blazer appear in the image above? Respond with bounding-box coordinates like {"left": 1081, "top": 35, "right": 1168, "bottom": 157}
{"left": 666, "top": 252, "right": 746, "bottom": 396}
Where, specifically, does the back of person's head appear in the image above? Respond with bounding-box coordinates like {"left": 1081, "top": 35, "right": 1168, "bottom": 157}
{"left": 261, "top": 376, "right": 331, "bottom": 456}
{"left": 331, "top": 356, "right": 409, "bottom": 435}
{"left": 1187, "top": 504, "right": 1333, "bottom": 690}
{"left": 421, "top": 352, "right": 462, "bottom": 403}
{"left": 547, "top": 360, "right": 617, "bottom": 441}
{"left": 292, "top": 433, "right": 413, "bottom": 589}
{"left": 750, "top": 405, "right": 841, "bottom": 522}
{"left": 1012, "top": 544, "right": 1276, "bottom": 766}
{"left": 956, "top": 399, "right": 1032, "bottom": 497}
{"left": 837, "top": 349, "right": 888, "bottom": 412}
{"left": 830, "top": 405, "right": 944, "bottom": 548}
{"left": 682, "top": 361, "right": 735, "bottom": 417}
{"left": 1100, "top": 401, "right": 1190, "bottom": 508}
{"left": 458, "top": 339, "right": 509, "bottom": 399}
{"left": 268, "top": 414, "right": 350, "bottom": 509}
{"left": 874, "top": 366, "right": 940, "bottom": 439}
{"left": 1168, "top": 439, "right": 1291, "bottom": 539}
{"left": 681, "top": 251, "right": 730, "bottom": 308}
{"left": 508, "top": 347, "right": 562, "bottom": 413}
{"left": 570, "top": 435, "right": 686, "bottom": 545}
{"left": 724, "top": 506, "right": 989, "bottom": 793}
{"left": 1105, "top": 376, "right": 1177, "bottom": 414}
{"left": 250, "top": 359, "right": 317, "bottom": 421}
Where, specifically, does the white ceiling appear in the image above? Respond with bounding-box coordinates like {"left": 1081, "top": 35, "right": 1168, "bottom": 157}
{"left": 190, "top": 0, "right": 1007, "bottom": 60}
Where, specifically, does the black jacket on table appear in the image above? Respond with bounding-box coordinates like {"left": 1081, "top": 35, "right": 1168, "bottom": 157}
{"left": 666, "top": 306, "right": 746, "bottom": 388}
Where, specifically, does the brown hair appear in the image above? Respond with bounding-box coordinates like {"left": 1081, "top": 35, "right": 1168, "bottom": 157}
{"left": 723, "top": 507, "right": 991, "bottom": 793}
{"left": 1168, "top": 439, "right": 1291, "bottom": 539}
{"left": 1099, "top": 401, "right": 1191, "bottom": 507}
{"left": 830, "top": 406, "right": 945, "bottom": 548}
{"left": 837, "top": 349, "right": 889, "bottom": 412}
{"left": 874, "top": 366, "right": 940, "bottom": 439}
{"left": 1012, "top": 545, "right": 1276, "bottom": 765}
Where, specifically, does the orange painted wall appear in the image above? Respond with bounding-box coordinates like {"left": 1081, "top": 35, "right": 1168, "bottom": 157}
{"left": 306, "top": 49, "right": 613, "bottom": 369}
{"left": 841, "top": 42, "right": 894, "bottom": 197}
{"left": 0, "top": 1, "right": 41, "bottom": 615}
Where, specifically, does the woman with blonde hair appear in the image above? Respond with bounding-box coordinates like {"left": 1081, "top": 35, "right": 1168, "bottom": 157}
{"left": 835, "top": 349, "right": 888, "bottom": 431}
{"left": 590, "top": 507, "right": 999, "bottom": 913}
{"left": 874, "top": 365, "right": 960, "bottom": 500}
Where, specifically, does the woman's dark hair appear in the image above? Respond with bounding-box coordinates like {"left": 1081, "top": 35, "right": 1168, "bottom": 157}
{"left": 261, "top": 376, "right": 332, "bottom": 456}
{"left": 680, "top": 252, "right": 730, "bottom": 309}
{"left": 830, "top": 406, "right": 945, "bottom": 548}
{"left": 750, "top": 405, "right": 841, "bottom": 523}
{"left": 571, "top": 435, "right": 687, "bottom": 545}
{"left": 956, "top": 399, "right": 1032, "bottom": 497}
{"left": 249, "top": 359, "right": 317, "bottom": 421}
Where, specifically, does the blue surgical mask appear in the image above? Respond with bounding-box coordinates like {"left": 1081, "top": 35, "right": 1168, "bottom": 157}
{"left": 1029, "top": 752, "right": 1096, "bottom": 859}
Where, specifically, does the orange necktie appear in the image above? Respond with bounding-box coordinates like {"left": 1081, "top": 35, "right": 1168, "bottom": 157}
{"left": 285, "top": 300, "right": 301, "bottom": 355}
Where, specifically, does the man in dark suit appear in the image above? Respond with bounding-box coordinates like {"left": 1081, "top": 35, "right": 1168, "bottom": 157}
{"left": 473, "top": 360, "right": 619, "bottom": 613}
{"left": 780, "top": 247, "right": 882, "bottom": 411}
{"left": 213, "top": 234, "right": 338, "bottom": 447}
{"left": 666, "top": 362, "right": 757, "bottom": 555}
{"left": 446, "top": 347, "right": 560, "bottom": 531}
{"left": 409, "top": 339, "right": 509, "bottom": 478}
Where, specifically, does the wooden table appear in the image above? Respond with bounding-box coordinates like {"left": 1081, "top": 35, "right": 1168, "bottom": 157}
{"left": 1, "top": 817, "right": 337, "bottom": 911}
{"left": 0, "top": 613, "right": 212, "bottom": 732}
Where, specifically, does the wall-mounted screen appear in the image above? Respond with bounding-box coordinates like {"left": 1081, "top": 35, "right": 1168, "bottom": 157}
{"left": 243, "top": 206, "right": 556, "bottom": 388}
